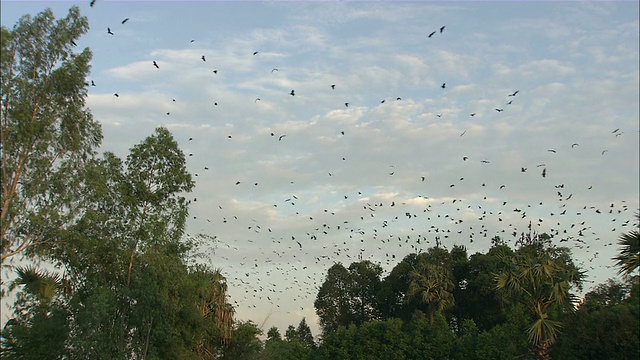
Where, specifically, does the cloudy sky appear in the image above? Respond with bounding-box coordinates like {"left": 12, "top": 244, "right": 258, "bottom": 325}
{"left": 2, "top": 0, "right": 639, "bottom": 336}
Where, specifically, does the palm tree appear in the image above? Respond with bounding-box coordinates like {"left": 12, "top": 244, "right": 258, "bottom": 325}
{"left": 194, "top": 268, "right": 235, "bottom": 359}
{"left": 209, "top": 269, "right": 235, "bottom": 344}
{"left": 613, "top": 213, "right": 640, "bottom": 277}
{"left": 9, "top": 265, "right": 69, "bottom": 308}
{"left": 2, "top": 266, "right": 69, "bottom": 358}
{"left": 406, "top": 260, "right": 455, "bottom": 325}
{"left": 495, "top": 249, "right": 583, "bottom": 360}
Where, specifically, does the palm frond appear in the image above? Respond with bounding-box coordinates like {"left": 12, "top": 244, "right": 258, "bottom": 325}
{"left": 9, "top": 265, "right": 65, "bottom": 305}
{"left": 614, "top": 230, "right": 640, "bottom": 276}
{"left": 527, "top": 313, "right": 562, "bottom": 346}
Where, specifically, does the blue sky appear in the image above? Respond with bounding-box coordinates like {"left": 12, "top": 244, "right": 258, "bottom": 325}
{"left": 2, "top": 0, "right": 639, "bottom": 337}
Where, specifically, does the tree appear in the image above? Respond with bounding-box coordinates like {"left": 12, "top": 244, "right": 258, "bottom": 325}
{"left": 346, "top": 261, "right": 383, "bottom": 325}
{"left": 495, "top": 236, "right": 584, "bottom": 360}
{"left": 192, "top": 266, "right": 236, "bottom": 359}
{"left": 264, "top": 325, "right": 310, "bottom": 360}
{"left": 390, "top": 247, "right": 458, "bottom": 325}
{"left": 404, "top": 314, "right": 455, "bottom": 360}
{"left": 406, "top": 260, "right": 455, "bottom": 325}
{"left": 471, "top": 304, "right": 531, "bottom": 360}
{"left": 267, "top": 326, "right": 282, "bottom": 342}
{"left": 285, "top": 325, "right": 298, "bottom": 343}
{"left": 49, "top": 126, "right": 194, "bottom": 276}
{"left": 378, "top": 253, "right": 421, "bottom": 320}
{"left": 222, "top": 321, "right": 263, "bottom": 360}
{"left": 295, "top": 317, "right": 315, "bottom": 349}
{"left": 613, "top": 213, "right": 639, "bottom": 277}
{"left": 7, "top": 266, "right": 68, "bottom": 308}
{"left": 314, "top": 261, "right": 382, "bottom": 336}
{"left": 65, "top": 128, "right": 201, "bottom": 359}
{"left": 1, "top": 6, "right": 102, "bottom": 268}
{"left": 378, "top": 247, "right": 467, "bottom": 324}
{"left": 582, "top": 278, "right": 631, "bottom": 307}
{"left": 13, "top": 126, "right": 214, "bottom": 359}
{"left": 315, "top": 263, "right": 352, "bottom": 335}
{"left": 553, "top": 277, "right": 639, "bottom": 360}
{"left": 1, "top": 266, "right": 70, "bottom": 359}
{"left": 455, "top": 244, "right": 513, "bottom": 332}
{"left": 122, "top": 126, "right": 195, "bottom": 285}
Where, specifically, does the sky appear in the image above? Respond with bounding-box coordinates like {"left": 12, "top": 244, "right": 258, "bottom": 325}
{"left": 1, "top": 0, "right": 639, "bottom": 337}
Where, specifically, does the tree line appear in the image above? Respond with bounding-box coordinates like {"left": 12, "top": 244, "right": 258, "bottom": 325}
{"left": 1, "top": 6, "right": 638, "bottom": 360}
{"left": 308, "top": 231, "right": 638, "bottom": 360}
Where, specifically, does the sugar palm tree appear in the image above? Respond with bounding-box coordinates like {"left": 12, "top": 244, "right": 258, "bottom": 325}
{"left": 9, "top": 265, "right": 69, "bottom": 308}
{"left": 2, "top": 266, "right": 69, "bottom": 358}
{"left": 406, "top": 260, "right": 455, "bottom": 325}
{"left": 495, "top": 250, "right": 583, "bottom": 360}
{"left": 613, "top": 213, "right": 639, "bottom": 277}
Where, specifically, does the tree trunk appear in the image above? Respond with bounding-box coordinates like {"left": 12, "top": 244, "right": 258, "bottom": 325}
{"left": 535, "top": 340, "right": 552, "bottom": 360}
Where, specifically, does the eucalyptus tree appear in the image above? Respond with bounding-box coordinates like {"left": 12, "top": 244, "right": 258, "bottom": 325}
{"left": 59, "top": 127, "right": 200, "bottom": 359}
{"left": 0, "top": 6, "right": 102, "bottom": 268}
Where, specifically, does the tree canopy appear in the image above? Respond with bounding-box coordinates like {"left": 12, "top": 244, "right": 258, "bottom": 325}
{"left": 1, "top": 6, "right": 101, "bottom": 267}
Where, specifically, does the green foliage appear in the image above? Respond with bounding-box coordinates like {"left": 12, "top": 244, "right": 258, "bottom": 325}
{"left": 1, "top": 266, "right": 70, "bottom": 359}
{"left": 357, "top": 318, "right": 409, "bottom": 360}
{"left": 553, "top": 277, "right": 640, "bottom": 360}
{"left": 314, "top": 261, "right": 383, "bottom": 335}
{"left": 1, "top": 307, "right": 69, "bottom": 360}
{"left": 8, "top": 265, "right": 68, "bottom": 306}
{"left": 0, "top": 11, "right": 224, "bottom": 350}
{"left": 347, "top": 261, "right": 383, "bottom": 325}
{"left": 1, "top": 5, "right": 101, "bottom": 266}
{"left": 1, "top": 126, "right": 230, "bottom": 359}
{"left": 312, "top": 316, "right": 456, "bottom": 360}
{"left": 222, "top": 321, "right": 263, "bottom": 360}
{"left": 404, "top": 314, "right": 455, "bottom": 360}
{"left": 582, "top": 278, "right": 631, "bottom": 308}
{"left": 495, "top": 232, "right": 584, "bottom": 360}
{"left": 314, "top": 263, "right": 352, "bottom": 335}
{"left": 264, "top": 324, "right": 312, "bottom": 360}
{"left": 378, "top": 247, "right": 463, "bottom": 323}
{"left": 285, "top": 325, "right": 297, "bottom": 342}
{"left": 57, "top": 127, "right": 211, "bottom": 359}
{"left": 473, "top": 305, "right": 532, "bottom": 360}
{"left": 406, "top": 258, "right": 455, "bottom": 325}
{"left": 378, "top": 253, "right": 419, "bottom": 320}
{"left": 454, "top": 244, "right": 512, "bottom": 332}
{"left": 267, "top": 326, "right": 282, "bottom": 341}
{"left": 310, "top": 242, "right": 604, "bottom": 360}
{"left": 295, "top": 317, "right": 315, "bottom": 348}
{"left": 451, "top": 319, "right": 479, "bottom": 359}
